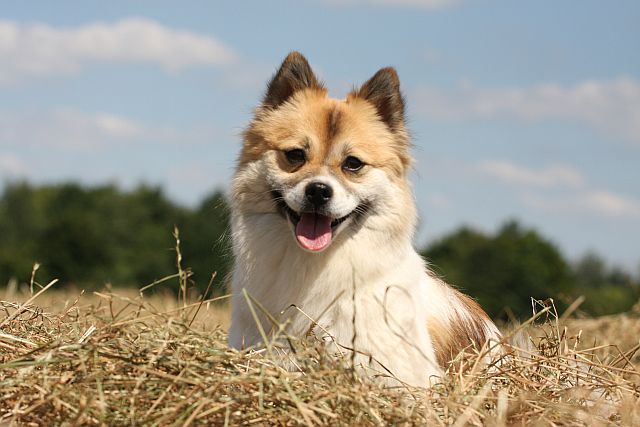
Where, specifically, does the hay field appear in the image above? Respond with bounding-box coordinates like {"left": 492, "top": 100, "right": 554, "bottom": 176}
{"left": 1, "top": 281, "right": 639, "bottom": 426}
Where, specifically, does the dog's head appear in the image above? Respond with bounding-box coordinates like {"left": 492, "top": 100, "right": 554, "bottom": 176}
{"left": 235, "top": 52, "right": 414, "bottom": 253}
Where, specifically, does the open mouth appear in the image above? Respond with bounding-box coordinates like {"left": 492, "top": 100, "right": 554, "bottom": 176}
{"left": 287, "top": 209, "right": 353, "bottom": 251}
{"left": 271, "top": 191, "right": 356, "bottom": 252}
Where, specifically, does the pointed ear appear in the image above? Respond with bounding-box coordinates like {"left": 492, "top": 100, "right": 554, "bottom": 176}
{"left": 350, "top": 67, "right": 405, "bottom": 132}
{"left": 262, "top": 52, "right": 323, "bottom": 109}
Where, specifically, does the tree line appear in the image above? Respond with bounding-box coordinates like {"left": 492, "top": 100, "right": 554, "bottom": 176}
{"left": 0, "top": 182, "right": 638, "bottom": 319}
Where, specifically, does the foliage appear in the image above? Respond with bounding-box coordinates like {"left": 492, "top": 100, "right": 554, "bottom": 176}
{"left": 422, "top": 221, "right": 639, "bottom": 319}
{"left": 573, "top": 251, "right": 640, "bottom": 315}
{"left": 423, "top": 221, "right": 575, "bottom": 319}
{"left": 180, "top": 191, "right": 233, "bottom": 291}
{"left": 0, "top": 182, "right": 230, "bottom": 293}
{"left": 1, "top": 182, "right": 638, "bottom": 316}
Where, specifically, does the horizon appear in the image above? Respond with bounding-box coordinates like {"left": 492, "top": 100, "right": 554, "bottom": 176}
{"left": 2, "top": 178, "right": 636, "bottom": 279}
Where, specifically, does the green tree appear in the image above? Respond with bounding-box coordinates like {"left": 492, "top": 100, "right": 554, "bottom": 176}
{"left": 0, "top": 182, "right": 45, "bottom": 279}
{"left": 2, "top": 182, "right": 636, "bottom": 315}
{"left": 181, "top": 190, "right": 232, "bottom": 294}
{"left": 0, "top": 182, "right": 231, "bottom": 293}
{"left": 422, "top": 220, "right": 574, "bottom": 320}
{"left": 574, "top": 252, "right": 607, "bottom": 289}
{"left": 573, "top": 252, "right": 639, "bottom": 315}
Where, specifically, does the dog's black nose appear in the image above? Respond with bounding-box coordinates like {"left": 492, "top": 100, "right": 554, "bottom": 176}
{"left": 305, "top": 182, "right": 333, "bottom": 207}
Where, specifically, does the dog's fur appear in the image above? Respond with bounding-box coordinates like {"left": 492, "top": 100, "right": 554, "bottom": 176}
{"left": 228, "top": 52, "right": 500, "bottom": 386}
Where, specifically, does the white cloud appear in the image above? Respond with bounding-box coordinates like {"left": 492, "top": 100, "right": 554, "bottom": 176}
{"left": 523, "top": 190, "right": 640, "bottom": 219}
{"left": 0, "top": 109, "right": 229, "bottom": 204}
{"left": 166, "top": 161, "right": 229, "bottom": 205}
{"left": 580, "top": 191, "right": 640, "bottom": 218}
{"left": 0, "top": 109, "right": 222, "bottom": 152}
{"left": 415, "top": 77, "right": 640, "bottom": 144}
{"left": 322, "top": 0, "right": 459, "bottom": 8}
{"left": 425, "top": 193, "right": 451, "bottom": 209}
{"left": 476, "top": 159, "right": 640, "bottom": 219}
{"left": 0, "top": 18, "right": 237, "bottom": 84}
{"left": 0, "top": 109, "right": 149, "bottom": 150}
{"left": 478, "top": 161, "right": 585, "bottom": 189}
{"left": 91, "top": 113, "right": 144, "bottom": 139}
{"left": 0, "top": 154, "right": 28, "bottom": 177}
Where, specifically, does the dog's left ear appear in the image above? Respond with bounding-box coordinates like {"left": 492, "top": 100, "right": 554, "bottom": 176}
{"left": 350, "top": 67, "right": 405, "bottom": 132}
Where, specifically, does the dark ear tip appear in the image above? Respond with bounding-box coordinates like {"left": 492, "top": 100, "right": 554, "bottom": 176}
{"left": 282, "top": 51, "right": 309, "bottom": 66}
{"left": 374, "top": 67, "right": 400, "bottom": 86}
{"left": 351, "top": 66, "right": 405, "bottom": 131}
{"left": 262, "top": 52, "right": 319, "bottom": 108}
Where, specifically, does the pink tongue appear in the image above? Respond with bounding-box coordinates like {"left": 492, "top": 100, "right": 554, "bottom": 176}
{"left": 295, "top": 213, "right": 332, "bottom": 251}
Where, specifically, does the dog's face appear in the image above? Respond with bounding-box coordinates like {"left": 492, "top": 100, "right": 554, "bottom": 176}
{"left": 236, "top": 52, "right": 413, "bottom": 253}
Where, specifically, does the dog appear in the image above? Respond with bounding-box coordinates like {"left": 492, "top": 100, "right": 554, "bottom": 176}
{"left": 228, "top": 52, "right": 500, "bottom": 386}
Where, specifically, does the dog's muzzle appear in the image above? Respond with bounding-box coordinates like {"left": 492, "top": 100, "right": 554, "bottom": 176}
{"left": 270, "top": 190, "right": 366, "bottom": 252}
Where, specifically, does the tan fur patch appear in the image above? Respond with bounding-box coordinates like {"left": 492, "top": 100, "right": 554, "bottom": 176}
{"left": 427, "top": 290, "right": 493, "bottom": 367}
{"left": 240, "top": 89, "right": 411, "bottom": 180}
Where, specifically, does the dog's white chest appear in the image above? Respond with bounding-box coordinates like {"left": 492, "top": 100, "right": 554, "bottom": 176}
{"left": 302, "top": 280, "right": 441, "bottom": 385}
{"left": 229, "top": 230, "right": 443, "bottom": 386}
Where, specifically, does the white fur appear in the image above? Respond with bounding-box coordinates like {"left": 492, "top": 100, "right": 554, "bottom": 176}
{"left": 228, "top": 155, "right": 500, "bottom": 387}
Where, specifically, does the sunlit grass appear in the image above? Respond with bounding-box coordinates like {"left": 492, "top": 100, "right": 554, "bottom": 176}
{"left": 1, "top": 275, "right": 639, "bottom": 425}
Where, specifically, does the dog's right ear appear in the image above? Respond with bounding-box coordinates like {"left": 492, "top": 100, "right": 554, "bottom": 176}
{"left": 262, "top": 52, "right": 323, "bottom": 109}
{"left": 350, "top": 67, "right": 405, "bottom": 133}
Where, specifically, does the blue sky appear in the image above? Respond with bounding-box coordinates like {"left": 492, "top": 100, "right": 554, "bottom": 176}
{"left": 1, "top": 0, "right": 639, "bottom": 271}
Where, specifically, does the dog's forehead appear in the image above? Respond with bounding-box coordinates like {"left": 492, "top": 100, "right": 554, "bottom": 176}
{"left": 272, "top": 91, "right": 386, "bottom": 151}
{"left": 293, "top": 95, "right": 348, "bottom": 146}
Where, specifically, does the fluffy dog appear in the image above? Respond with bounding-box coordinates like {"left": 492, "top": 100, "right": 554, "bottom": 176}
{"left": 228, "top": 52, "right": 500, "bottom": 386}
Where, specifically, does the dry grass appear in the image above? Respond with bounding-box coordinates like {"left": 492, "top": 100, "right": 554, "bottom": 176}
{"left": 1, "top": 277, "right": 639, "bottom": 426}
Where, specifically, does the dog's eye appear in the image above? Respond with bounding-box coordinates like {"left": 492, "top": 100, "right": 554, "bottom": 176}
{"left": 342, "top": 156, "right": 364, "bottom": 172}
{"left": 285, "top": 149, "right": 305, "bottom": 164}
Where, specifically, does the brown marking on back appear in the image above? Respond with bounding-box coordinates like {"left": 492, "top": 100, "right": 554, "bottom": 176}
{"left": 428, "top": 290, "right": 494, "bottom": 367}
